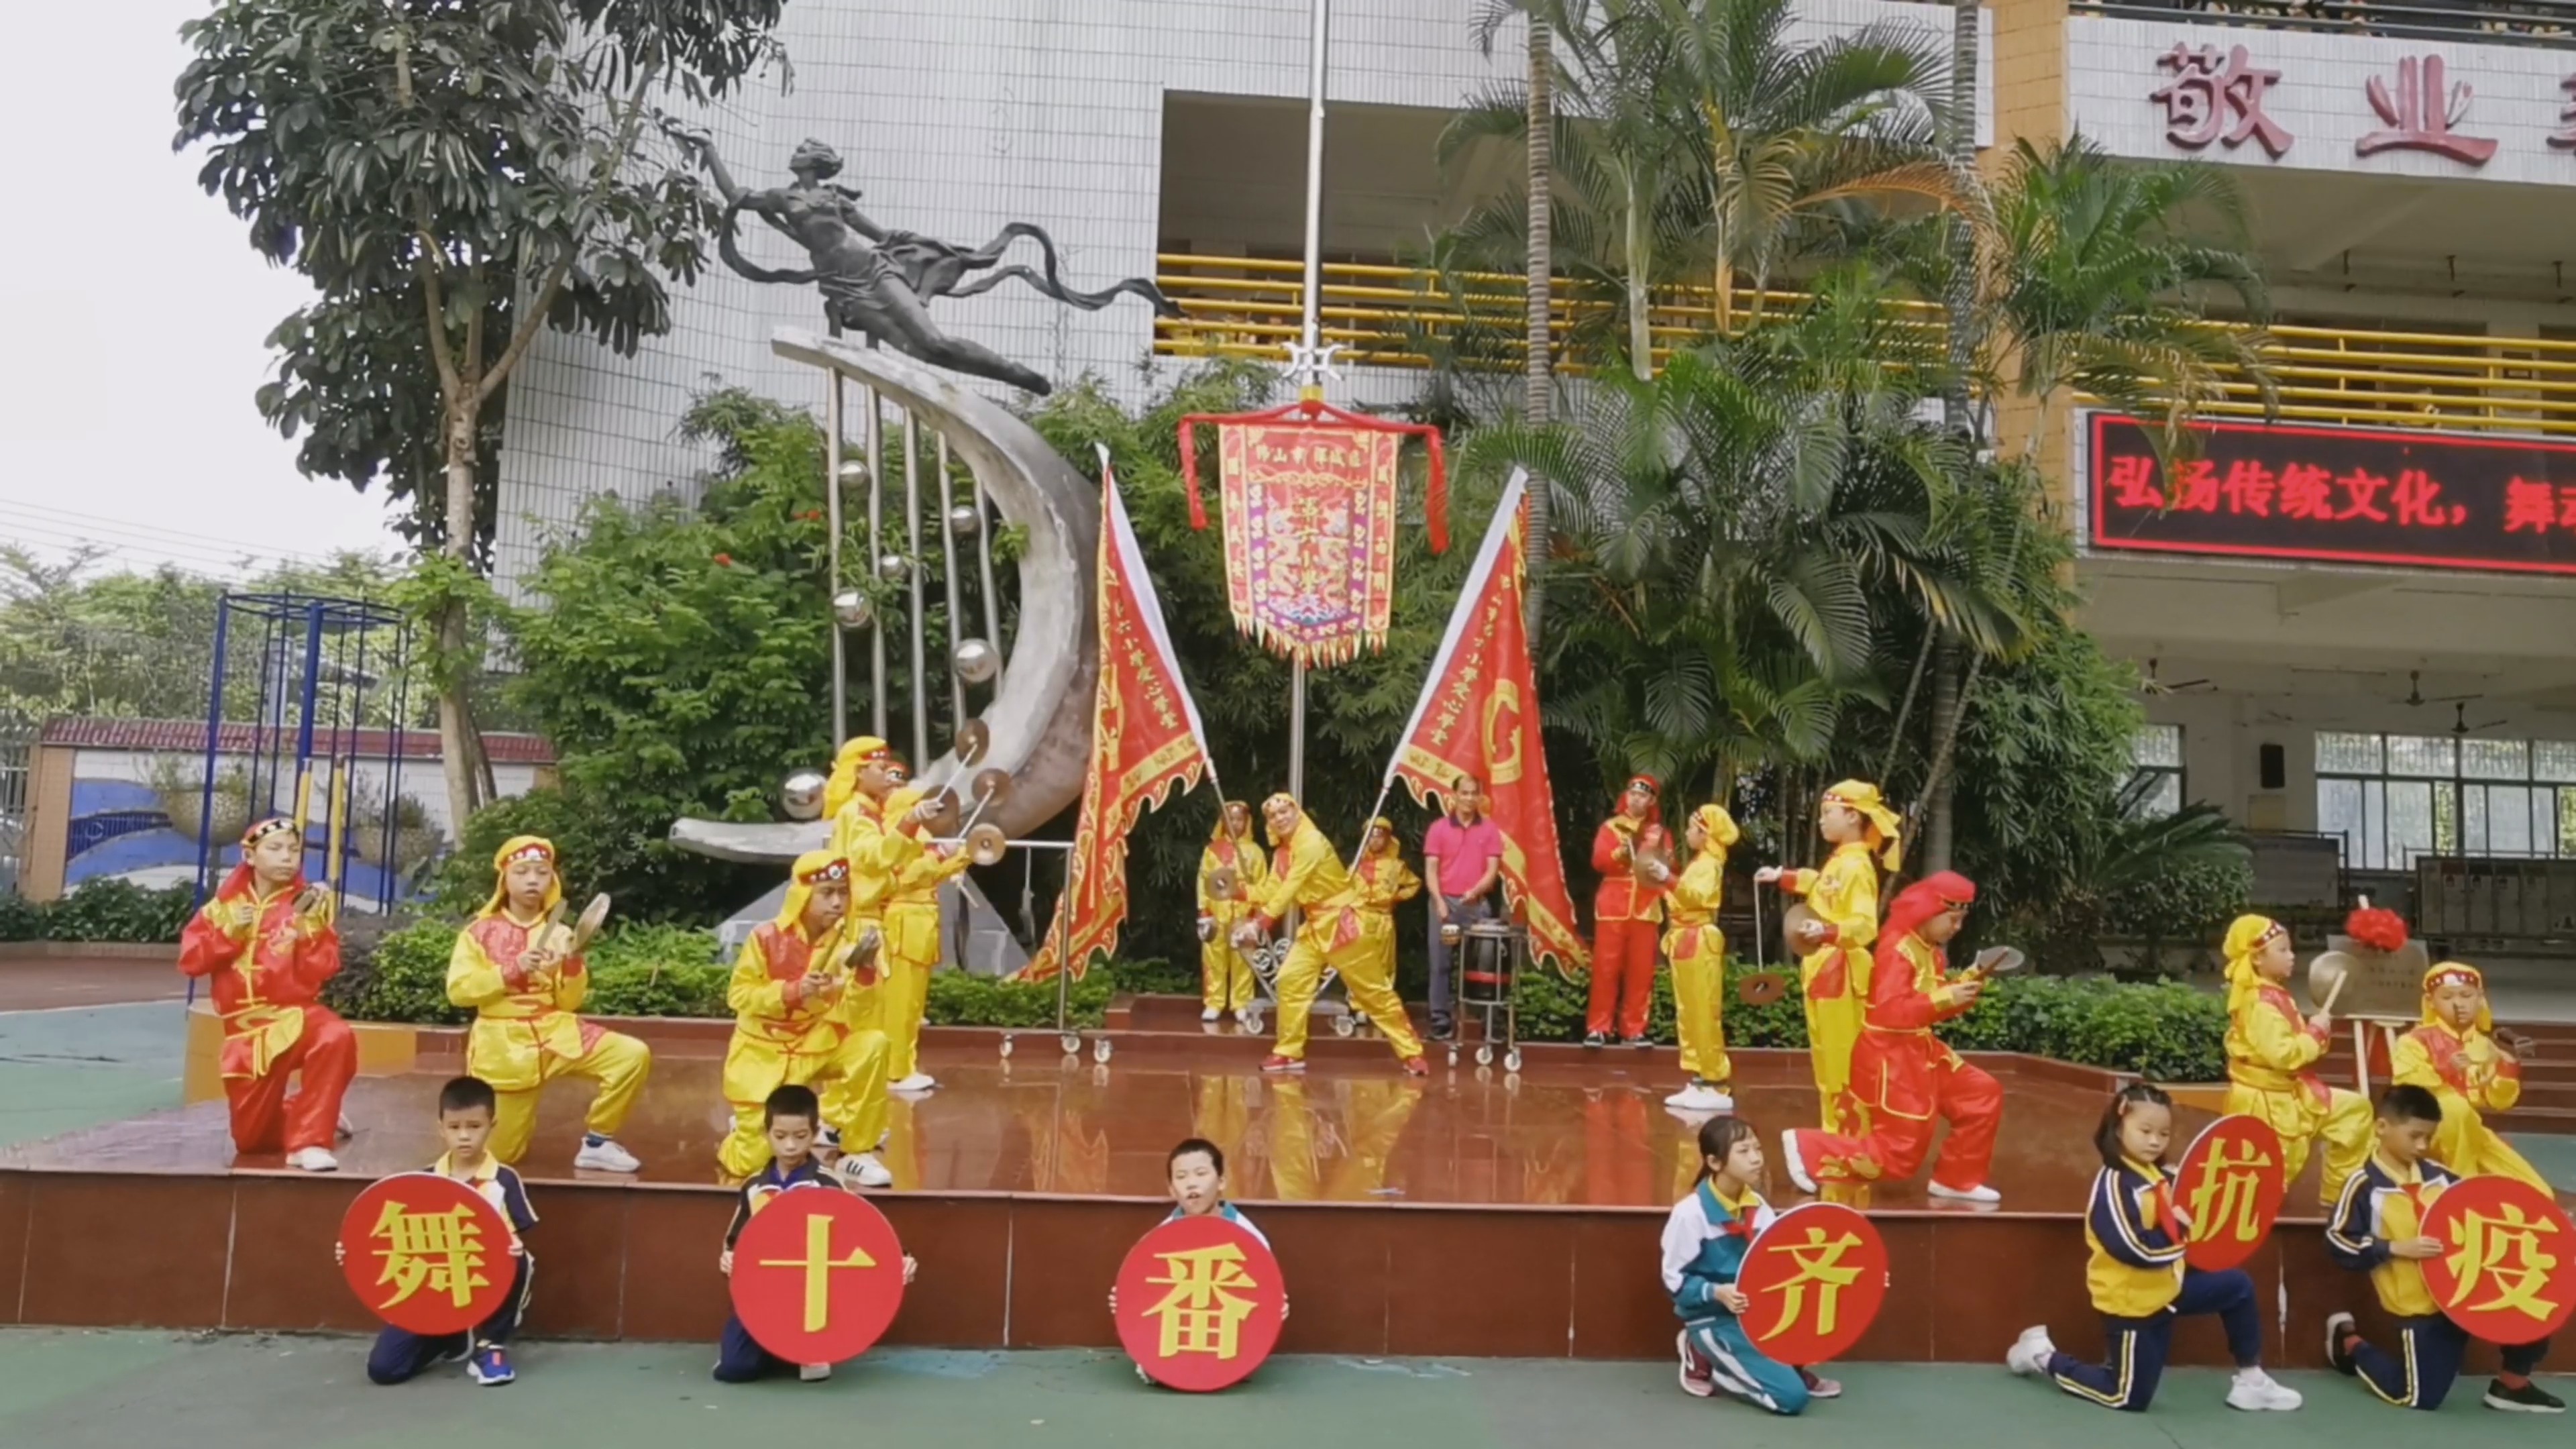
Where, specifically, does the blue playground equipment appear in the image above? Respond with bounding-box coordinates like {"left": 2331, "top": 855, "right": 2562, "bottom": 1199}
{"left": 191, "top": 592, "right": 419, "bottom": 918}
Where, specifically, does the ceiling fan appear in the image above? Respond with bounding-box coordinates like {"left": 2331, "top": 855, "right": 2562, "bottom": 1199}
{"left": 2399, "top": 669, "right": 2480, "bottom": 708}
{"left": 2139, "top": 657, "right": 2215, "bottom": 696}
{"left": 2451, "top": 700, "right": 2509, "bottom": 737}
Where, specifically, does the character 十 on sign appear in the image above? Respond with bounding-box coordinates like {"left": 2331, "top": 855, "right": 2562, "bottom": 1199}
{"left": 728, "top": 1189, "right": 908, "bottom": 1365}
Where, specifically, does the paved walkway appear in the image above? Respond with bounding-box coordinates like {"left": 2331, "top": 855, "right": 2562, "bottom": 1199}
{"left": 0, "top": 1001, "right": 184, "bottom": 1150}
{"left": 0, "top": 1332, "right": 2565, "bottom": 1449}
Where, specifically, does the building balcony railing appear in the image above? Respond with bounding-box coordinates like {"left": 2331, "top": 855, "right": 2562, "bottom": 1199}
{"left": 1152, "top": 253, "right": 2576, "bottom": 439}
{"left": 2069, "top": 0, "right": 2576, "bottom": 50}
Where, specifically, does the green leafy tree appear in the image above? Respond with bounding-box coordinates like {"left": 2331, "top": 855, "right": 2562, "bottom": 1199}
{"left": 174, "top": 0, "right": 791, "bottom": 841}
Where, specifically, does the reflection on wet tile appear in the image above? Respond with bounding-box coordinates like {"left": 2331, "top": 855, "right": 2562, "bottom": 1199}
{"left": 0, "top": 1036, "right": 2181, "bottom": 1215}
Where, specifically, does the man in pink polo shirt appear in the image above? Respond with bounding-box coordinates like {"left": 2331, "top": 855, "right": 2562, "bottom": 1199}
{"left": 1421, "top": 774, "right": 1504, "bottom": 1040}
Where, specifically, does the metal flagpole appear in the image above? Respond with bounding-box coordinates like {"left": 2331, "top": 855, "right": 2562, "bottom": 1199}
{"left": 1287, "top": 0, "right": 1330, "bottom": 805}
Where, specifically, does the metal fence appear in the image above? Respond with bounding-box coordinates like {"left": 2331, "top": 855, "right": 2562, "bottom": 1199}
{"left": 0, "top": 709, "right": 30, "bottom": 896}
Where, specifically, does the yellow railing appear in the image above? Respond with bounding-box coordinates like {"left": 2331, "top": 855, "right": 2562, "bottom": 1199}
{"left": 1152, "top": 254, "right": 2576, "bottom": 438}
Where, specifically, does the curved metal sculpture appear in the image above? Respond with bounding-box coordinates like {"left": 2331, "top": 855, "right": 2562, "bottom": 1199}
{"left": 668, "top": 333, "right": 1099, "bottom": 863}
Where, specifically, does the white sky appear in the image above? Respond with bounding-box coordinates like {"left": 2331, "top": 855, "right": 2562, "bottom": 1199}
{"left": 0, "top": 1, "right": 407, "bottom": 580}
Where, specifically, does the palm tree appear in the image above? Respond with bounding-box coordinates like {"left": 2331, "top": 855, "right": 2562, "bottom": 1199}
{"left": 1458, "top": 267, "right": 1976, "bottom": 795}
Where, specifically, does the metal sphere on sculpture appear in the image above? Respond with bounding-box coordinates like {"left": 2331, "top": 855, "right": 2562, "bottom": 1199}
{"left": 837, "top": 460, "right": 870, "bottom": 486}
{"left": 876, "top": 552, "right": 911, "bottom": 583}
{"left": 947, "top": 503, "right": 983, "bottom": 537}
{"left": 780, "top": 770, "right": 829, "bottom": 821}
{"left": 953, "top": 638, "right": 1000, "bottom": 684}
{"left": 831, "top": 590, "right": 873, "bottom": 629}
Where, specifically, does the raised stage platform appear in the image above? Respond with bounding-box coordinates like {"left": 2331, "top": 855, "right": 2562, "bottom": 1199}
{"left": 0, "top": 1003, "right": 2565, "bottom": 1370}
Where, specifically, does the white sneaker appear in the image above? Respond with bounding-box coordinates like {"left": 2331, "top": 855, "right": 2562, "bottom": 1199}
{"left": 892, "top": 1073, "right": 936, "bottom": 1093}
{"left": 1778, "top": 1129, "right": 1818, "bottom": 1194}
{"left": 837, "top": 1152, "right": 892, "bottom": 1189}
{"left": 2228, "top": 1366, "right": 2302, "bottom": 1411}
{"left": 1927, "top": 1181, "right": 2002, "bottom": 1204}
{"left": 2006, "top": 1326, "right": 2055, "bottom": 1377}
{"left": 799, "top": 1362, "right": 832, "bottom": 1382}
{"left": 337, "top": 1114, "right": 356, "bottom": 1142}
{"left": 1201, "top": 1007, "right": 1221, "bottom": 1022}
{"left": 1662, "top": 1083, "right": 1730, "bottom": 1112}
{"left": 286, "top": 1146, "right": 339, "bottom": 1173}
{"left": 574, "top": 1137, "right": 643, "bottom": 1173}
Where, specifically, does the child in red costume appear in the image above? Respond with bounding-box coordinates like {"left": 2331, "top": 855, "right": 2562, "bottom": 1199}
{"left": 1587, "top": 773, "right": 1668, "bottom": 1047}
{"left": 176, "top": 816, "right": 357, "bottom": 1171}
{"left": 1778, "top": 871, "right": 2004, "bottom": 1203}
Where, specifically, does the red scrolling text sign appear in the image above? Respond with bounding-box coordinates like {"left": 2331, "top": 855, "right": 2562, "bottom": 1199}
{"left": 1734, "top": 1201, "right": 1889, "bottom": 1365}
{"left": 2088, "top": 414, "right": 2576, "bottom": 577}
{"left": 339, "top": 1172, "right": 517, "bottom": 1336}
{"left": 1114, "top": 1215, "right": 1286, "bottom": 1391}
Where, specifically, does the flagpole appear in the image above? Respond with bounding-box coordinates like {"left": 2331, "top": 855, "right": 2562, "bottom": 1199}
{"left": 1287, "top": 0, "right": 1330, "bottom": 806}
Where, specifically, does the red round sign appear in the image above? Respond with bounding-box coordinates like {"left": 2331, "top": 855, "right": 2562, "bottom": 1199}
{"left": 2418, "top": 1174, "right": 2576, "bottom": 1346}
{"left": 728, "top": 1187, "right": 907, "bottom": 1364}
{"left": 339, "top": 1171, "right": 519, "bottom": 1336}
{"left": 1113, "top": 1214, "right": 1286, "bottom": 1392}
{"left": 1733, "top": 1201, "right": 1888, "bottom": 1365}
{"left": 2174, "top": 1114, "right": 2288, "bottom": 1271}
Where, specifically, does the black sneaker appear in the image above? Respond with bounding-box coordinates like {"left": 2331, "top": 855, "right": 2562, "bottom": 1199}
{"left": 2324, "top": 1311, "right": 2357, "bottom": 1377}
{"left": 1583, "top": 1032, "right": 1607, "bottom": 1049}
{"left": 1429, "top": 1020, "right": 1455, "bottom": 1041}
{"left": 2485, "top": 1379, "right": 2566, "bottom": 1413}
{"left": 1623, "top": 1036, "right": 1651, "bottom": 1050}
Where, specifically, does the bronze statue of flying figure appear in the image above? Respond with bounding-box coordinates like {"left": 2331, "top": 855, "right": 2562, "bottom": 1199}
{"left": 680, "top": 131, "right": 1179, "bottom": 395}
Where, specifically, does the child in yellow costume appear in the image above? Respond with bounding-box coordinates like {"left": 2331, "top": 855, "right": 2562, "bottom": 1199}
{"left": 1661, "top": 804, "right": 1739, "bottom": 1114}
{"left": 719, "top": 851, "right": 894, "bottom": 1189}
{"left": 1758, "top": 781, "right": 1898, "bottom": 1134}
{"left": 824, "top": 735, "right": 900, "bottom": 1031}
{"left": 1195, "top": 800, "right": 1268, "bottom": 1024}
{"left": 445, "top": 837, "right": 653, "bottom": 1171}
{"left": 877, "top": 777, "right": 971, "bottom": 1093}
{"left": 2220, "top": 914, "right": 2369, "bottom": 1207}
{"left": 2391, "top": 961, "right": 2546, "bottom": 1193}
{"left": 1237, "top": 795, "right": 1428, "bottom": 1077}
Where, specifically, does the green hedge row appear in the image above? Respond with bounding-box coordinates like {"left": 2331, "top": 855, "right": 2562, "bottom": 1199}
{"left": 0, "top": 879, "right": 198, "bottom": 945}
{"left": 323, "top": 920, "right": 1174, "bottom": 1030}
{"left": 1502, "top": 965, "right": 2226, "bottom": 1082}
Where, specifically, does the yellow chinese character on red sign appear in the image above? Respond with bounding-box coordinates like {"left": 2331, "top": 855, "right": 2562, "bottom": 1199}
{"left": 370, "top": 1199, "right": 490, "bottom": 1310}
{"left": 1762, "top": 1227, "right": 1864, "bottom": 1338}
{"left": 757, "top": 1212, "right": 879, "bottom": 1332}
{"left": 2186, "top": 1138, "right": 2275, "bottom": 1243}
{"left": 2445, "top": 1203, "right": 2565, "bottom": 1323}
{"left": 1144, "top": 1243, "right": 1260, "bottom": 1359}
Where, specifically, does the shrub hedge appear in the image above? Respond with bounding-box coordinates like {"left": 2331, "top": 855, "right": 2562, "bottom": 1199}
{"left": 0, "top": 879, "right": 198, "bottom": 945}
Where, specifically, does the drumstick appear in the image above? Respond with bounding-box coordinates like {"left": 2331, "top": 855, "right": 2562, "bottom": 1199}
{"left": 2320, "top": 971, "right": 2350, "bottom": 1016}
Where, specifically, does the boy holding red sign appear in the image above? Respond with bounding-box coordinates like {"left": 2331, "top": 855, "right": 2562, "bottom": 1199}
{"left": 2007, "top": 1085, "right": 2303, "bottom": 1413}
{"left": 2323, "top": 1083, "right": 2561, "bottom": 1413}
{"left": 714, "top": 1084, "right": 918, "bottom": 1384}
{"left": 1110, "top": 1138, "right": 1286, "bottom": 1386}
{"left": 1664, "top": 1116, "right": 1840, "bottom": 1414}
{"left": 337, "top": 1077, "right": 537, "bottom": 1387}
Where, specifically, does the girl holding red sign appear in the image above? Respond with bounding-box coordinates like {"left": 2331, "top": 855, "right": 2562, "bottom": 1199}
{"left": 2007, "top": 1085, "right": 2304, "bottom": 1413}
{"left": 2390, "top": 962, "right": 2550, "bottom": 1194}
{"left": 2220, "top": 914, "right": 2371, "bottom": 1208}
{"left": 1664, "top": 1116, "right": 1839, "bottom": 1415}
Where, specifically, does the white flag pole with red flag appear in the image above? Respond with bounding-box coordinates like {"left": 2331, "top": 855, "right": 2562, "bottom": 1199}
{"left": 1022, "top": 445, "right": 1219, "bottom": 982}
{"left": 1377, "top": 470, "right": 1588, "bottom": 974}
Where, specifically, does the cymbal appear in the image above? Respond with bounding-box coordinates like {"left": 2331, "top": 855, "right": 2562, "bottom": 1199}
{"left": 965, "top": 821, "right": 1008, "bottom": 865}
{"left": 573, "top": 893, "right": 612, "bottom": 951}
{"left": 1736, "top": 971, "right": 1788, "bottom": 1006}
{"left": 921, "top": 787, "right": 963, "bottom": 835}
{"left": 2306, "top": 951, "right": 2353, "bottom": 1013}
{"left": 953, "top": 718, "right": 991, "bottom": 767}
{"left": 1970, "top": 945, "right": 2025, "bottom": 977}
{"left": 1782, "top": 903, "right": 1823, "bottom": 949}
{"left": 1208, "top": 864, "right": 1240, "bottom": 900}
{"left": 971, "top": 767, "right": 1014, "bottom": 804}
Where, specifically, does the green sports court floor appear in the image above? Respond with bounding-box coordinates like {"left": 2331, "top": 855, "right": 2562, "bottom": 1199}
{"left": 2, "top": 1000, "right": 2567, "bottom": 1446}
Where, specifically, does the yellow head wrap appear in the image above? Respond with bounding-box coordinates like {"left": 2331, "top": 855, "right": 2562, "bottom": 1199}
{"left": 1261, "top": 792, "right": 1303, "bottom": 846}
{"left": 478, "top": 835, "right": 561, "bottom": 920}
{"left": 1692, "top": 803, "right": 1741, "bottom": 853}
{"left": 1364, "top": 816, "right": 1400, "bottom": 857}
{"left": 822, "top": 735, "right": 893, "bottom": 820}
{"left": 2420, "top": 961, "right": 2491, "bottom": 1033}
{"left": 1210, "top": 800, "right": 1252, "bottom": 844}
{"left": 2222, "top": 913, "right": 2286, "bottom": 1014}
{"left": 1822, "top": 780, "right": 1903, "bottom": 870}
{"left": 776, "top": 851, "right": 851, "bottom": 935}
